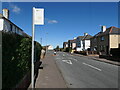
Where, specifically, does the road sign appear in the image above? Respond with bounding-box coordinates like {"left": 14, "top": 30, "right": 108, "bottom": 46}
{"left": 33, "top": 8, "right": 44, "bottom": 25}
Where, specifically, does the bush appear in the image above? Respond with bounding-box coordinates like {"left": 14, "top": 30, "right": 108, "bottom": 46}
{"left": 2, "top": 32, "right": 42, "bottom": 88}
{"left": 110, "top": 48, "right": 120, "bottom": 57}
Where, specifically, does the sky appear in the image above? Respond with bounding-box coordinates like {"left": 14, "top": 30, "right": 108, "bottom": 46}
{"left": 2, "top": 2, "right": 118, "bottom": 48}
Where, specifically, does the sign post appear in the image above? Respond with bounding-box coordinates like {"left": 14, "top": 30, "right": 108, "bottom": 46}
{"left": 32, "top": 7, "right": 44, "bottom": 88}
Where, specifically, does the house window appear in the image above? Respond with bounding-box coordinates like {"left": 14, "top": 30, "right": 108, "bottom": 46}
{"left": 10, "top": 24, "right": 12, "bottom": 31}
{"left": 101, "top": 36, "right": 104, "bottom": 41}
{"left": 100, "top": 45, "right": 105, "bottom": 52}
{"left": 94, "top": 38, "right": 96, "bottom": 42}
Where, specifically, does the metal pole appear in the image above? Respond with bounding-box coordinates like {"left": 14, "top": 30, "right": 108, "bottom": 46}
{"left": 46, "top": 33, "right": 47, "bottom": 54}
{"left": 32, "top": 7, "right": 35, "bottom": 89}
{"left": 41, "top": 38, "right": 42, "bottom": 46}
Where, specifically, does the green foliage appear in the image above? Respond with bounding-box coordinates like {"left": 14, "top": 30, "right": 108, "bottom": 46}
{"left": 59, "top": 48, "right": 63, "bottom": 51}
{"left": 55, "top": 45, "right": 60, "bottom": 51}
{"left": 35, "top": 41, "right": 42, "bottom": 62}
{"left": 2, "top": 32, "right": 42, "bottom": 88}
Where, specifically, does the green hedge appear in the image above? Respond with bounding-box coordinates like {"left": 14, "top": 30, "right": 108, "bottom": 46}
{"left": 2, "top": 31, "right": 42, "bottom": 88}
{"left": 110, "top": 48, "right": 120, "bottom": 57}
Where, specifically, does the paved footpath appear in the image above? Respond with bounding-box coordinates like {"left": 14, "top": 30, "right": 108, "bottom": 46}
{"left": 28, "top": 52, "right": 67, "bottom": 88}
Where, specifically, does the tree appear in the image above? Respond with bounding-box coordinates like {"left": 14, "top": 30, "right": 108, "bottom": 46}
{"left": 55, "top": 45, "right": 60, "bottom": 51}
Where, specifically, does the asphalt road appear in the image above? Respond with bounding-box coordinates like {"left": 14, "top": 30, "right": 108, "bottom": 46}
{"left": 51, "top": 51, "right": 119, "bottom": 88}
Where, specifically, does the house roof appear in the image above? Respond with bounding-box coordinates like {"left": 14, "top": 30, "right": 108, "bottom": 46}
{"left": 0, "top": 13, "right": 23, "bottom": 31}
{"left": 82, "top": 35, "right": 92, "bottom": 40}
{"left": 98, "top": 26, "right": 120, "bottom": 36}
{"left": 77, "top": 36, "right": 84, "bottom": 39}
{"left": 77, "top": 34, "right": 92, "bottom": 40}
{"left": 68, "top": 39, "right": 76, "bottom": 43}
{"left": 63, "top": 42, "right": 68, "bottom": 44}
{"left": 91, "top": 26, "right": 120, "bottom": 39}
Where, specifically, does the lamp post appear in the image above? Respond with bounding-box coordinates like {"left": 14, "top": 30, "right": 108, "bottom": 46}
{"left": 46, "top": 33, "right": 48, "bottom": 53}
{"left": 40, "top": 38, "right": 42, "bottom": 46}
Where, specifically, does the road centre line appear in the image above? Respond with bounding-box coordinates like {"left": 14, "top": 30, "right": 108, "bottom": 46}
{"left": 83, "top": 62, "right": 102, "bottom": 71}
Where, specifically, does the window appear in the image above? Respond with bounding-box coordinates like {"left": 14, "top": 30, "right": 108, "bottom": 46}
{"left": 94, "top": 38, "right": 96, "bottom": 42}
{"left": 101, "top": 36, "right": 104, "bottom": 41}
{"left": 10, "top": 24, "right": 12, "bottom": 31}
{"left": 100, "top": 45, "right": 105, "bottom": 52}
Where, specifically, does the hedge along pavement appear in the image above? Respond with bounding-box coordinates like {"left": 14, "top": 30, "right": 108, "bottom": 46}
{"left": 2, "top": 31, "right": 42, "bottom": 88}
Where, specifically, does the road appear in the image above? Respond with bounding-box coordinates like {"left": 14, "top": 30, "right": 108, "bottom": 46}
{"left": 52, "top": 51, "right": 119, "bottom": 88}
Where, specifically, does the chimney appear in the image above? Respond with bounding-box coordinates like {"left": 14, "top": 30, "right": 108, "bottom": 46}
{"left": 84, "top": 33, "right": 88, "bottom": 36}
{"left": 2, "top": 9, "right": 9, "bottom": 19}
{"left": 73, "top": 37, "right": 76, "bottom": 39}
{"left": 101, "top": 26, "right": 106, "bottom": 32}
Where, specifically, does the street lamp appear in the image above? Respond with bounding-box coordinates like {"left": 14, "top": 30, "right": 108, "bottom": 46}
{"left": 40, "top": 38, "right": 42, "bottom": 46}
{"left": 46, "top": 33, "right": 48, "bottom": 53}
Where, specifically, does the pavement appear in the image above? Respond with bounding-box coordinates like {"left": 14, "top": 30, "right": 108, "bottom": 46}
{"left": 28, "top": 51, "right": 67, "bottom": 88}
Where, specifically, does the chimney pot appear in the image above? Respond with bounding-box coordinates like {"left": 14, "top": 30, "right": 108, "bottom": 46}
{"left": 101, "top": 26, "right": 106, "bottom": 32}
{"left": 2, "top": 9, "right": 9, "bottom": 19}
{"left": 84, "top": 33, "right": 88, "bottom": 36}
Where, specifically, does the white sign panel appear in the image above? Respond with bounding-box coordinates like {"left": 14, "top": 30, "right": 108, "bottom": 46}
{"left": 34, "top": 8, "right": 44, "bottom": 25}
{"left": 0, "top": 19, "right": 4, "bottom": 31}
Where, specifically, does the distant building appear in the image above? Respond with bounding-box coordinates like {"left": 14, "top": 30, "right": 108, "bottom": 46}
{"left": 68, "top": 38, "right": 76, "bottom": 50}
{"left": 76, "top": 33, "right": 92, "bottom": 51}
{"left": 63, "top": 42, "right": 68, "bottom": 49}
{"left": 47, "top": 45, "right": 53, "bottom": 50}
{"left": 82, "top": 33, "right": 92, "bottom": 51}
{"left": 76, "top": 36, "right": 84, "bottom": 51}
{"left": 90, "top": 26, "right": 120, "bottom": 55}
{"left": 0, "top": 9, "right": 28, "bottom": 37}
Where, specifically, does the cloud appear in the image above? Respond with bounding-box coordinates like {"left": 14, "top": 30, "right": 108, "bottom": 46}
{"left": 12, "top": 5, "right": 21, "bottom": 13}
{"left": 48, "top": 20, "right": 58, "bottom": 24}
{"left": 8, "top": 3, "right": 21, "bottom": 14}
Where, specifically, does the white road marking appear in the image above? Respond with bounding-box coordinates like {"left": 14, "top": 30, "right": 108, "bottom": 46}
{"left": 69, "top": 58, "right": 77, "bottom": 61}
{"left": 62, "top": 60, "right": 72, "bottom": 65}
{"left": 56, "top": 58, "right": 61, "bottom": 60}
{"left": 63, "top": 54, "right": 65, "bottom": 56}
{"left": 83, "top": 62, "right": 102, "bottom": 71}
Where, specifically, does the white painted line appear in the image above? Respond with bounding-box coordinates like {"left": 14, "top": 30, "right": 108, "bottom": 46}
{"left": 73, "top": 58, "right": 77, "bottom": 61}
{"left": 69, "top": 58, "right": 77, "bottom": 61}
{"left": 83, "top": 62, "right": 102, "bottom": 71}
{"left": 56, "top": 58, "right": 61, "bottom": 60}
{"left": 62, "top": 60, "right": 72, "bottom": 65}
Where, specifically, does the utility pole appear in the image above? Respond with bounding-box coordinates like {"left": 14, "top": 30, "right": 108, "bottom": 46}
{"left": 46, "top": 33, "right": 48, "bottom": 53}
{"left": 40, "top": 38, "right": 42, "bottom": 46}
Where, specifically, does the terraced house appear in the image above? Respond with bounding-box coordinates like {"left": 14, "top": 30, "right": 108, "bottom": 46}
{"left": 90, "top": 26, "right": 120, "bottom": 55}
{"left": 63, "top": 42, "right": 68, "bottom": 49}
{"left": 0, "top": 9, "right": 28, "bottom": 37}
{"left": 68, "top": 38, "right": 76, "bottom": 50}
{"left": 76, "top": 33, "right": 92, "bottom": 51}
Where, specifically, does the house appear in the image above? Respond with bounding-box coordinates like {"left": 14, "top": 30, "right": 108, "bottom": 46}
{"left": 68, "top": 38, "right": 76, "bottom": 50}
{"left": 82, "top": 33, "right": 92, "bottom": 51}
{"left": 76, "top": 36, "right": 84, "bottom": 51}
{"left": 76, "top": 33, "right": 92, "bottom": 51}
{"left": 90, "top": 26, "right": 120, "bottom": 55}
{"left": 47, "top": 45, "right": 53, "bottom": 50}
{"left": 63, "top": 42, "right": 68, "bottom": 49}
{"left": 0, "top": 9, "right": 28, "bottom": 37}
